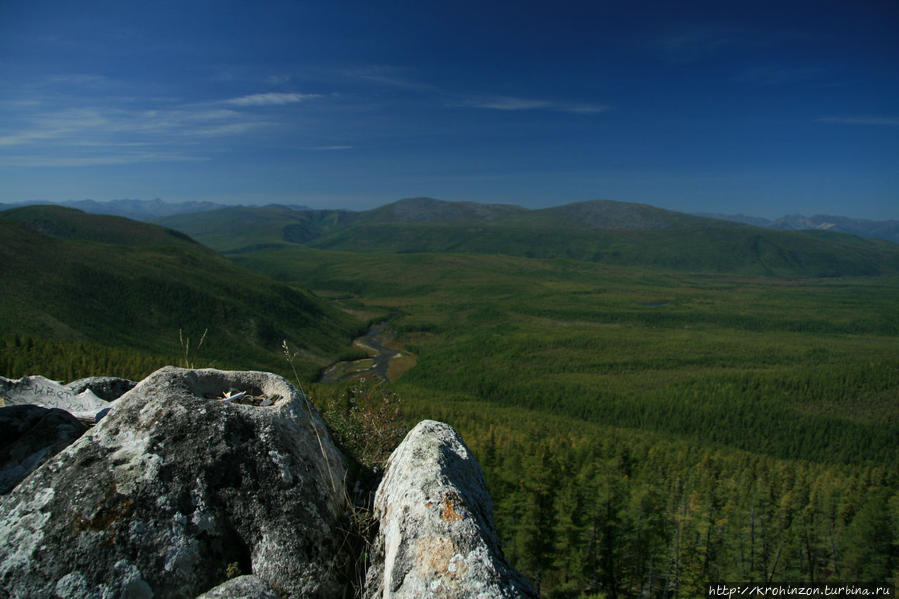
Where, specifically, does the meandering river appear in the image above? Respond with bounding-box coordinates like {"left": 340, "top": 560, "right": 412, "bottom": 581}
{"left": 319, "top": 322, "right": 406, "bottom": 383}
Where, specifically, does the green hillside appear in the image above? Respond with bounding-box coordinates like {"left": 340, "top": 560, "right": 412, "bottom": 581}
{"left": 1, "top": 204, "right": 198, "bottom": 246}
{"left": 0, "top": 207, "right": 361, "bottom": 381}
{"left": 523, "top": 199, "right": 713, "bottom": 230}
{"left": 363, "top": 196, "right": 527, "bottom": 223}
{"left": 155, "top": 204, "right": 358, "bottom": 252}
{"left": 307, "top": 223, "right": 898, "bottom": 277}
{"left": 158, "top": 198, "right": 899, "bottom": 277}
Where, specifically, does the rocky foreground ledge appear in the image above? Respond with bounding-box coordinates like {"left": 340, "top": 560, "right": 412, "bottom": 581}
{"left": 0, "top": 367, "right": 536, "bottom": 598}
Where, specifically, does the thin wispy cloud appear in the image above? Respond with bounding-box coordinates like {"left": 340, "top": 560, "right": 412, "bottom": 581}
{"left": 462, "top": 95, "right": 610, "bottom": 114}
{"left": 0, "top": 93, "right": 278, "bottom": 166}
{"left": 468, "top": 97, "right": 551, "bottom": 111}
{"left": 191, "top": 122, "right": 262, "bottom": 137}
{"left": 42, "top": 74, "right": 112, "bottom": 88}
{"left": 0, "top": 129, "right": 69, "bottom": 147}
{"left": 0, "top": 108, "right": 111, "bottom": 146}
{"left": 0, "top": 151, "right": 207, "bottom": 167}
{"left": 344, "top": 66, "right": 440, "bottom": 93}
{"left": 266, "top": 74, "right": 292, "bottom": 85}
{"left": 818, "top": 117, "right": 899, "bottom": 126}
{"left": 0, "top": 105, "right": 261, "bottom": 147}
{"left": 225, "top": 92, "right": 322, "bottom": 106}
{"left": 734, "top": 65, "right": 825, "bottom": 87}
{"left": 655, "top": 24, "right": 782, "bottom": 66}
{"left": 347, "top": 66, "right": 610, "bottom": 116}
{"left": 657, "top": 27, "right": 738, "bottom": 64}
{"left": 562, "top": 103, "right": 611, "bottom": 115}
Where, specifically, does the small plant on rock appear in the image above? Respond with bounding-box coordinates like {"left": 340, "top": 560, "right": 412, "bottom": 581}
{"left": 224, "top": 561, "right": 241, "bottom": 580}
{"left": 178, "top": 327, "right": 207, "bottom": 369}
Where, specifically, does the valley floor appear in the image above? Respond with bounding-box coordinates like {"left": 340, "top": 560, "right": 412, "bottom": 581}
{"left": 238, "top": 248, "right": 899, "bottom": 598}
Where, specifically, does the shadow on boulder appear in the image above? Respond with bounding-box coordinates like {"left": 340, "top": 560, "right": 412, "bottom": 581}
{"left": 0, "top": 405, "right": 86, "bottom": 495}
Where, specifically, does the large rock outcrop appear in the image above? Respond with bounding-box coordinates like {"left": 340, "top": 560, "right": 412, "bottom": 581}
{"left": 364, "top": 420, "right": 537, "bottom": 599}
{"left": 0, "top": 375, "right": 111, "bottom": 422}
{"left": 0, "top": 366, "right": 349, "bottom": 598}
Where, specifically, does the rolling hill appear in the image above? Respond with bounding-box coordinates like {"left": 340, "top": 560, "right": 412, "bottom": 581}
{"left": 156, "top": 204, "right": 359, "bottom": 252}
{"left": 0, "top": 198, "right": 306, "bottom": 222}
{"left": 157, "top": 197, "right": 899, "bottom": 277}
{"left": 0, "top": 206, "right": 361, "bottom": 380}
{"left": 0, "top": 204, "right": 200, "bottom": 246}
{"left": 362, "top": 196, "right": 527, "bottom": 223}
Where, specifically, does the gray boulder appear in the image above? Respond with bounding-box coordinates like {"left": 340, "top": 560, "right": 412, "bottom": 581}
{"left": 364, "top": 420, "right": 537, "bottom": 599}
{"left": 195, "top": 575, "right": 280, "bottom": 599}
{"left": 0, "top": 405, "right": 87, "bottom": 494}
{"left": 66, "top": 376, "right": 137, "bottom": 401}
{"left": 0, "top": 366, "right": 350, "bottom": 599}
{"left": 0, "top": 375, "right": 111, "bottom": 422}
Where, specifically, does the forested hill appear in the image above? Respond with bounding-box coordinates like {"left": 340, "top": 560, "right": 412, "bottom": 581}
{"left": 0, "top": 206, "right": 361, "bottom": 381}
{"left": 157, "top": 197, "right": 899, "bottom": 277}
{"left": 155, "top": 204, "right": 360, "bottom": 251}
{"left": 1, "top": 204, "right": 199, "bottom": 247}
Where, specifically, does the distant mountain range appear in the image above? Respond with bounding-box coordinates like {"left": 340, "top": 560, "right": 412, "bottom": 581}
{"left": 0, "top": 198, "right": 311, "bottom": 222}
{"left": 697, "top": 212, "right": 899, "bottom": 244}
{"left": 156, "top": 197, "right": 899, "bottom": 278}
{"left": 154, "top": 197, "right": 736, "bottom": 253}
{"left": 3, "top": 198, "right": 895, "bottom": 245}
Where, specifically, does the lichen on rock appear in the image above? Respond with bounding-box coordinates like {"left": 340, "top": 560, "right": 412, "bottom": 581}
{"left": 364, "top": 419, "right": 537, "bottom": 599}
{"left": 0, "top": 366, "right": 349, "bottom": 598}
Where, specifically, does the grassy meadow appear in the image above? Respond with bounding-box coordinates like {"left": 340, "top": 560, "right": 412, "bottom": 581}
{"left": 236, "top": 246, "right": 899, "bottom": 597}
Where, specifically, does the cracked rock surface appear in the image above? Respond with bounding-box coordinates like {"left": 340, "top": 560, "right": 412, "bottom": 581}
{"left": 0, "top": 366, "right": 349, "bottom": 599}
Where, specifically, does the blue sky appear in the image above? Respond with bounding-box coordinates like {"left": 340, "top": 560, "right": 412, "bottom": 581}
{"left": 1, "top": 0, "right": 897, "bottom": 218}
